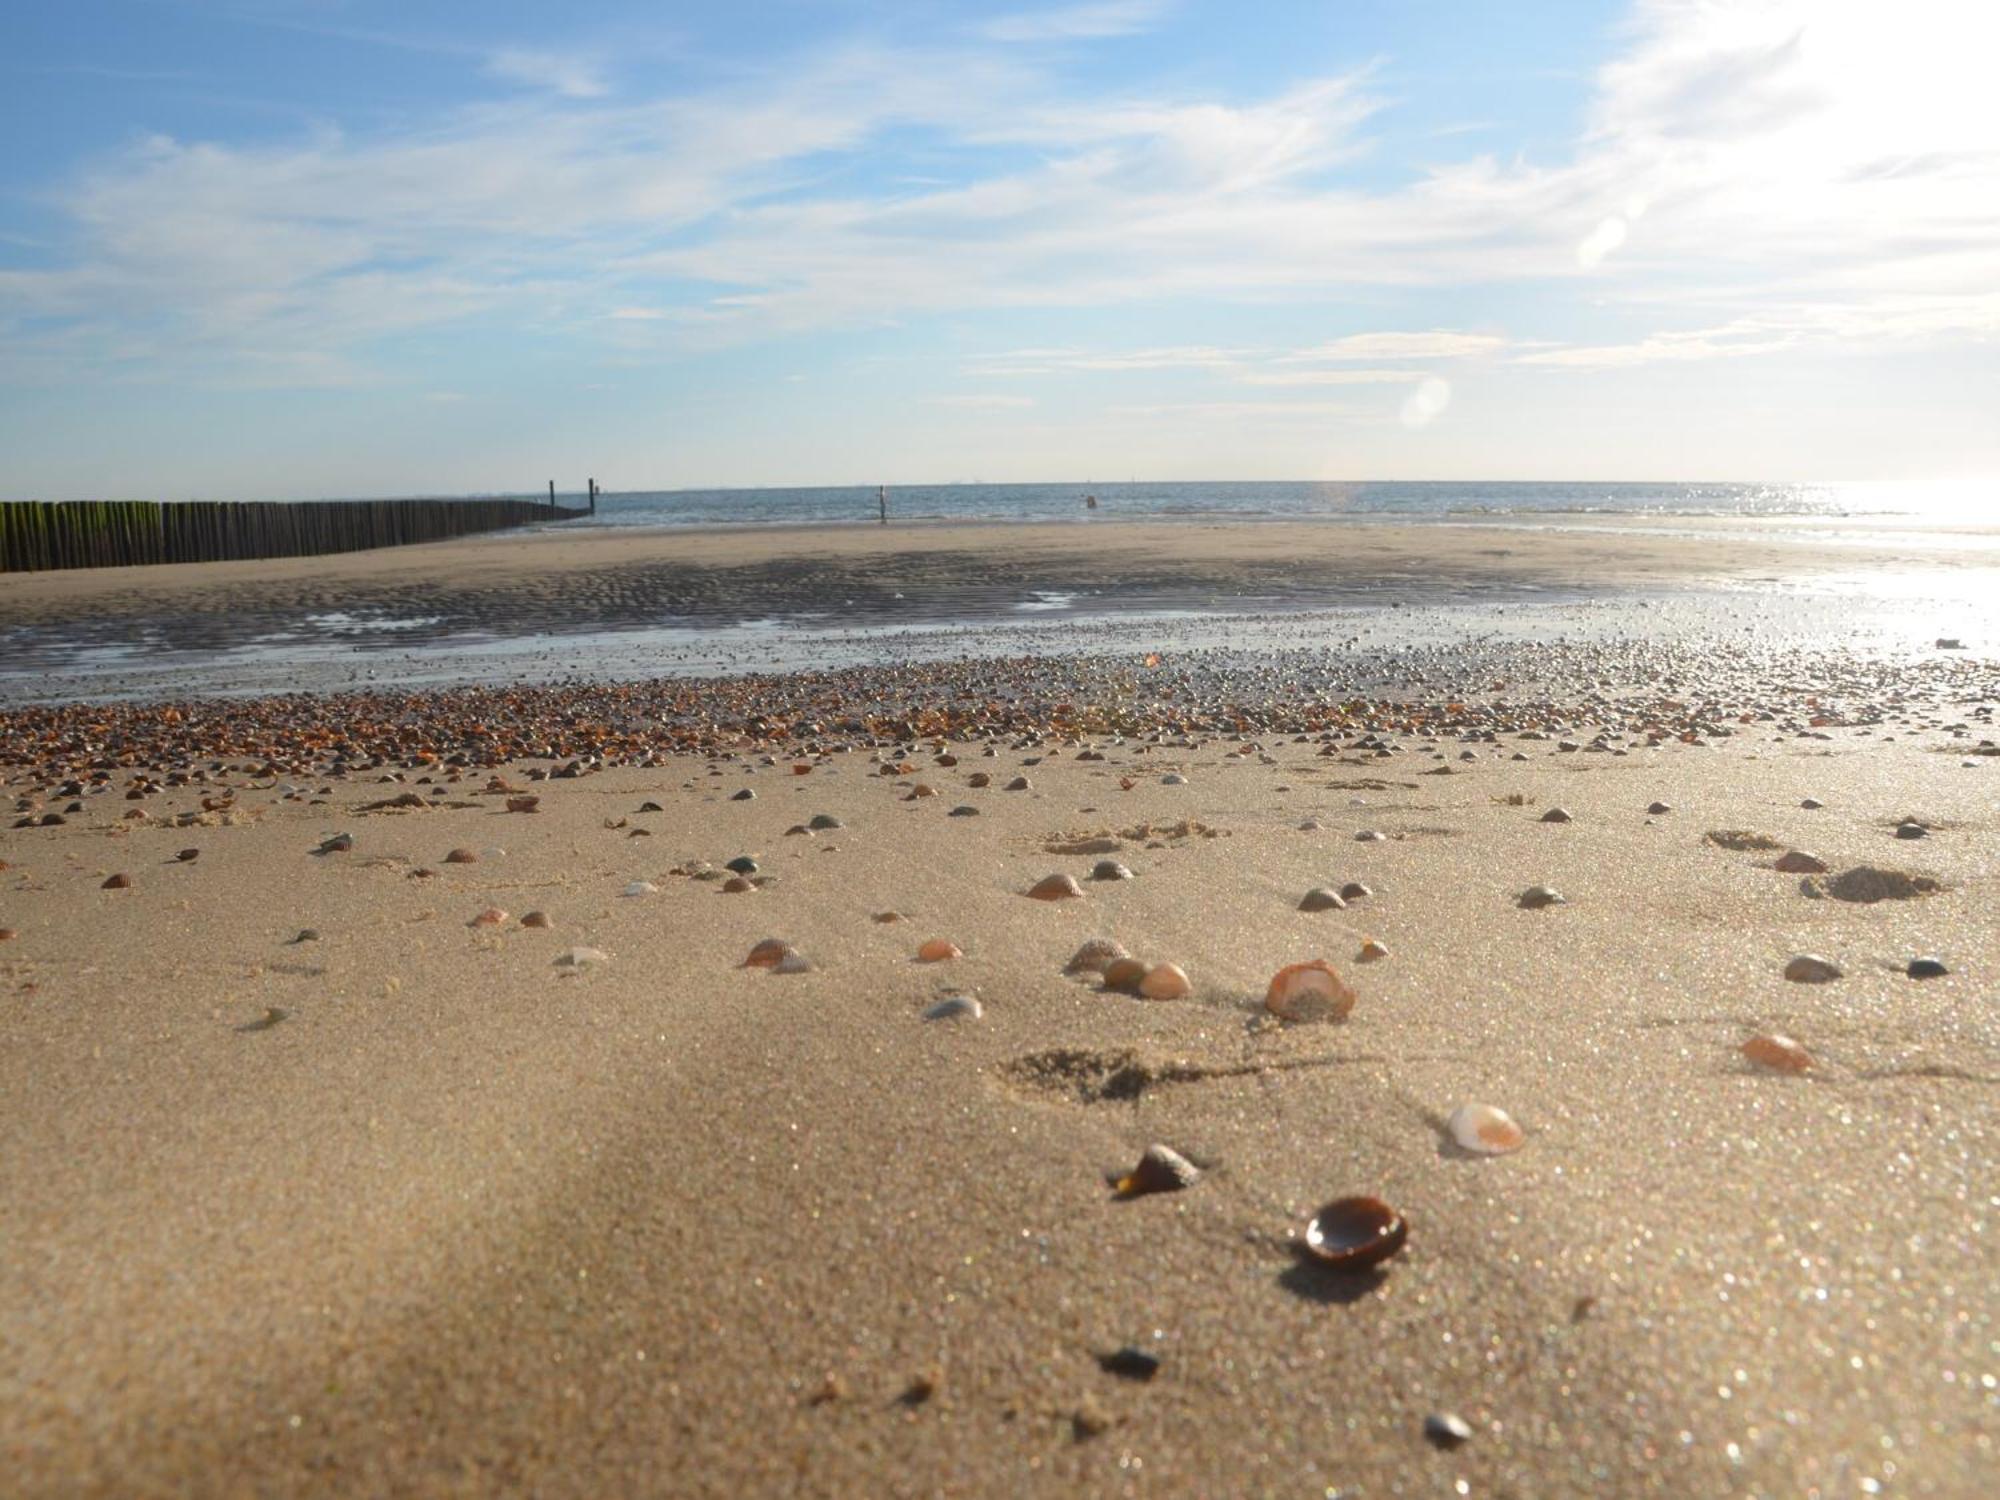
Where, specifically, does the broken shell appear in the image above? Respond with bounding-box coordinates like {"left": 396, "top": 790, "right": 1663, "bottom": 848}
{"left": 1742, "top": 1033, "right": 1811, "bottom": 1073}
{"left": 916, "top": 938, "right": 963, "bottom": 962}
{"left": 520, "top": 911, "right": 552, "bottom": 929}
{"left": 923, "top": 994, "right": 981, "bottom": 1021}
{"left": 948, "top": 805, "right": 979, "bottom": 817}
{"left": 1357, "top": 938, "right": 1389, "bottom": 962}
{"left": 101, "top": 873, "right": 132, "bottom": 890}
{"left": 1298, "top": 887, "right": 1346, "bottom": 912}
{"left": 773, "top": 950, "right": 813, "bottom": 974}
{"left": 1090, "top": 859, "right": 1133, "bottom": 881}
{"left": 1026, "top": 873, "right": 1085, "bottom": 901}
{"left": 1113, "top": 1143, "right": 1199, "bottom": 1198}
{"left": 1101, "top": 957, "right": 1148, "bottom": 994}
{"left": 1774, "top": 850, "right": 1828, "bottom": 874}
{"left": 1356, "top": 830, "right": 1385, "bottom": 842}
{"left": 1424, "top": 1413, "right": 1474, "bottom": 1449}
{"left": 1783, "top": 954, "right": 1841, "bottom": 983}
{"left": 0, "top": 928, "right": 14, "bottom": 942}
{"left": 443, "top": 847, "right": 478, "bottom": 864}
{"left": 1302, "top": 1196, "right": 1408, "bottom": 1271}
{"left": 1445, "top": 1103, "right": 1525, "bottom": 1155}
{"left": 1264, "top": 960, "right": 1357, "bottom": 1022}
{"left": 505, "top": 796, "right": 540, "bottom": 814}
{"left": 1339, "top": 881, "right": 1372, "bottom": 901}
{"left": 743, "top": 938, "right": 794, "bottom": 968}
{"left": 1517, "top": 885, "right": 1566, "bottom": 909}
{"left": 1139, "top": 962, "right": 1191, "bottom": 1000}
{"left": 315, "top": 833, "right": 354, "bottom": 854}
{"left": 1064, "top": 937, "right": 1130, "bottom": 975}
{"left": 554, "top": 946, "right": 609, "bottom": 968}
{"left": 469, "top": 907, "right": 508, "bottom": 928}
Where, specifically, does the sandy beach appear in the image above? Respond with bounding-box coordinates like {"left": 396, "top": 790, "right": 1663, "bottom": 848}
{"left": 3, "top": 529, "right": 1997, "bottom": 1494}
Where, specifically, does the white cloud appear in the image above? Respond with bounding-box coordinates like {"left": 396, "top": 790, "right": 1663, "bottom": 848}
{"left": 926, "top": 393, "right": 1037, "bottom": 409}
{"left": 1399, "top": 376, "right": 1451, "bottom": 428}
{"left": 980, "top": 2, "right": 1169, "bottom": 44}
{"left": 486, "top": 48, "right": 609, "bottom": 99}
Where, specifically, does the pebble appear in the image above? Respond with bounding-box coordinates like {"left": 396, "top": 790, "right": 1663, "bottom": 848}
{"left": 872, "top": 911, "right": 905, "bottom": 923}
{"left": 1302, "top": 1195, "right": 1407, "bottom": 1271}
{"left": 1907, "top": 956, "right": 1948, "bottom": 979}
{"left": 743, "top": 938, "right": 794, "bottom": 968}
{"left": 1774, "top": 850, "right": 1828, "bottom": 874}
{"left": 316, "top": 833, "right": 354, "bottom": 854}
{"left": 1026, "top": 873, "right": 1085, "bottom": 900}
{"left": 966, "top": 772, "right": 992, "bottom": 789}
{"left": 1101, "top": 957, "right": 1148, "bottom": 994}
{"left": 1424, "top": 1412, "right": 1474, "bottom": 1449}
{"left": 1297, "top": 818, "right": 1324, "bottom": 831}
{"left": 554, "top": 946, "right": 609, "bottom": 968}
{"left": 923, "top": 994, "right": 981, "bottom": 1021}
{"left": 0, "top": 928, "right": 16, "bottom": 942}
{"left": 1089, "top": 859, "right": 1133, "bottom": 881}
{"left": 1517, "top": 885, "right": 1565, "bottom": 909}
{"left": 721, "top": 875, "right": 755, "bottom": 894}
{"left": 1783, "top": 954, "right": 1841, "bottom": 983}
{"left": 468, "top": 907, "right": 508, "bottom": 927}
{"left": 1540, "top": 807, "right": 1573, "bottom": 823}
{"left": 505, "top": 796, "right": 540, "bottom": 814}
{"left": 1096, "top": 1347, "right": 1162, "bottom": 1381}
{"left": 175, "top": 848, "right": 199, "bottom": 862}
{"left": 1161, "top": 773, "right": 1187, "bottom": 786}
{"left": 1139, "top": 962, "right": 1192, "bottom": 999}
{"left": 291, "top": 928, "right": 320, "bottom": 943}
{"left": 1298, "top": 887, "right": 1346, "bottom": 912}
{"left": 1742, "top": 1033, "right": 1811, "bottom": 1073}
{"left": 1064, "top": 937, "right": 1130, "bottom": 974}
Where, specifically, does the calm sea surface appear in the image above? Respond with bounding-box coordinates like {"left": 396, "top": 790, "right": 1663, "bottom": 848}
{"left": 529, "top": 479, "right": 1990, "bottom": 531}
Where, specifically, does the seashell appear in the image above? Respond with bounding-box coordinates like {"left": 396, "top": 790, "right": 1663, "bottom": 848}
{"left": 872, "top": 910, "right": 904, "bottom": 923}
{"left": 916, "top": 938, "right": 962, "bottom": 962}
{"left": 1355, "top": 830, "right": 1385, "bottom": 842}
{"left": 1026, "top": 873, "right": 1084, "bottom": 901}
{"left": 639, "top": 801, "right": 665, "bottom": 812}
{"left": 808, "top": 813, "right": 843, "bottom": 830}
{"left": 443, "top": 847, "right": 477, "bottom": 864}
{"left": 792, "top": 763, "right": 812, "bottom": 776}
{"left": 1783, "top": 953, "right": 1841, "bottom": 983}
{"left": 1907, "top": 956, "right": 1948, "bottom": 979}
{"left": 725, "top": 856, "right": 759, "bottom": 874}
{"left": 1445, "top": 1103, "right": 1524, "bottom": 1155}
{"left": 623, "top": 880, "right": 658, "bottom": 897}
{"left": 235, "top": 1006, "right": 288, "bottom": 1033}
{"left": 1357, "top": 938, "right": 1389, "bottom": 962}
{"left": 773, "top": 950, "right": 813, "bottom": 974}
{"left": 1774, "top": 850, "right": 1827, "bottom": 874}
{"left": 1264, "top": 960, "right": 1356, "bottom": 1022}
{"left": 743, "top": 938, "right": 793, "bottom": 968}
{"left": 721, "top": 875, "right": 755, "bottom": 894}
{"left": 316, "top": 833, "right": 353, "bottom": 854}
{"left": 505, "top": 796, "right": 540, "bottom": 814}
{"left": 1161, "top": 773, "right": 1187, "bottom": 786}
{"left": 1101, "top": 957, "right": 1148, "bottom": 994}
{"left": 520, "top": 911, "right": 552, "bottom": 929}
{"left": 1065, "top": 937, "right": 1130, "bottom": 974}
{"left": 1297, "top": 818, "right": 1324, "bottom": 831}
{"left": 175, "top": 848, "right": 199, "bottom": 862}
{"left": 730, "top": 788, "right": 756, "bottom": 801}
{"left": 936, "top": 754, "right": 958, "bottom": 767}
{"left": 101, "top": 872, "right": 132, "bottom": 890}
{"left": 909, "top": 783, "right": 938, "bottom": 798}
{"left": 1139, "top": 962, "right": 1191, "bottom": 1000}
{"left": 469, "top": 907, "right": 508, "bottom": 927}
{"left": 1517, "top": 885, "right": 1565, "bottom": 909}
{"left": 1113, "top": 1143, "right": 1200, "bottom": 1197}
{"left": 554, "top": 946, "right": 609, "bottom": 968}
{"left": 967, "top": 772, "right": 992, "bottom": 789}
{"left": 1800, "top": 797, "right": 1824, "bottom": 810}
{"left": 1339, "top": 881, "right": 1372, "bottom": 901}
{"left": 0, "top": 928, "right": 16, "bottom": 941}
{"left": 948, "top": 804, "right": 979, "bottom": 817}
{"left": 923, "top": 994, "right": 981, "bottom": 1021}
{"left": 1005, "top": 776, "right": 1031, "bottom": 791}
{"left": 1741, "top": 1033, "right": 1811, "bottom": 1073}
{"left": 1540, "top": 807, "right": 1573, "bottom": 823}
{"left": 785, "top": 824, "right": 812, "bottom": 836}
{"left": 1894, "top": 821, "right": 1927, "bottom": 840}
{"left": 1298, "top": 887, "right": 1346, "bottom": 912}
{"left": 1424, "top": 1413, "right": 1474, "bottom": 1449}
{"left": 1647, "top": 801, "right": 1673, "bottom": 815}
{"left": 1302, "top": 1196, "right": 1407, "bottom": 1271}
{"left": 1090, "top": 859, "right": 1133, "bottom": 881}
{"left": 1096, "top": 1347, "right": 1161, "bottom": 1381}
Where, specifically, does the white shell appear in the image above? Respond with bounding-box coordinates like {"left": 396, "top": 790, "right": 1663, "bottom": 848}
{"left": 623, "top": 880, "right": 658, "bottom": 897}
{"left": 924, "top": 995, "right": 982, "bottom": 1021}
{"left": 1446, "top": 1103, "right": 1524, "bottom": 1155}
{"left": 773, "top": 950, "right": 813, "bottom": 974}
{"left": 554, "top": 946, "right": 610, "bottom": 968}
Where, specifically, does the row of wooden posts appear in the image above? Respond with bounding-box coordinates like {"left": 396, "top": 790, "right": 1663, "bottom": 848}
{"left": 0, "top": 483, "right": 598, "bottom": 574}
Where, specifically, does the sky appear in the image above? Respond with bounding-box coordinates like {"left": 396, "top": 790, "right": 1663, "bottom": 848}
{"left": 1, "top": 0, "right": 1996, "bottom": 499}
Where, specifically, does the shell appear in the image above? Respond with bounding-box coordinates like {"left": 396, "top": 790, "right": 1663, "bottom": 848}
{"left": 966, "top": 772, "right": 992, "bottom": 789}
{"left": 444, "top": 847, "right": 478, "bottom": 864}
{"left": 553, "top": 946, "right": 609, "bottom": 968}
{"left": 873, "top": 910, "right": 905, "bottom": 923}
{"left": 1161, "top": 773, "right": 1188, "bottom": 786}
{"left": 1907, "top": 956, "right": 1948, "bottom": 979}
{"left": 1302, "top": 1196, "right": 1408, "bottom": 1271}
{"left": 623, "top": 880, "right": 658, "bottom": 897}
{"left": 520, "top": 910, "right": 552, "bottom": 929}
{"left": 721, "top": 876, "right": 755, "bottom": 894}
{"left": 1647, "top": 801, "right": 1673, "bottom": 815}
{"left": 725, "top": 856, "right": 759, "bottom": 874}
{"left": 1783, "top": 953, "right": 1841, "bottom": 983}
{"left": 743, "top": 938, "right": 794, "bottom": 968}
{"left": 1540, "top": 807, "right": 1573, "bottom": 823}
{"left": 808, "top": 813, "right": 843, "bottom": 830}
{"left": 1339, "top": 881, "right": 1372, "bottom": 901}
{"left": 1064, "top": 938, "right": 1130, "bottom": 975}
{"left": 1139, "top": 962, "right": 1192, "bottom": 1000}
{"left": 916, "top": 938, "right": 963, "bottom": 962}
{"left": 1026, "top": 873, "right": 1085, "bottom": 901}
{"left": 1741, "top": 1033, "right": 1811, "bottom": 1073}
{"left": 1264, "top": 960, "right": 1356, "bottom": 1023}
{"left": 101, "top": 873, "right": 132, "bottom": 890}
{"left": 505, "top": 796, "right": 540, "bottom": 814}
{"left": 1517, "top": 885, "right": 1566, "bottom": 909}
{"left": 1005, "top": 776, "right": 1032, "bottom": 791}
{"left": 468, "top": 907, "right": 508, "bottom": 927}
{"left": 773, "top": 950, "right": 813, "bottom": 974}
{"left": 1101, "top": 957, "right": 1149, "bottom": 994}
{"left": 1298, "top": 887, "right": 1346, "bottom": 912}
{"left": 1090, "top": 859, "right": 1134, "bottom": 881}
{"left": 1774, "top": 850, "right": 1828, "bottom": 874}
{"left": 1357, "top": 938, "right": 1389, "bottom": 962}
{"left": 1113, "top": 1143, "right": 1200, "bottom": 1197}
{"left": 1445, "top": 1103, "right": 1525, "bottom": 1155}
{"left": 923, "top": 994, "right": 982, "bottom": 1021}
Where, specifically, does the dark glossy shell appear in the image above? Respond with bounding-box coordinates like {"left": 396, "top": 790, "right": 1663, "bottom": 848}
{"left": 1303, "top": 1196, "right": 1408, "bottom": 1271}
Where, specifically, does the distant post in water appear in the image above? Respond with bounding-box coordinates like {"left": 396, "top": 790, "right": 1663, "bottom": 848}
{"left": 588, "top": 478, "right": 598, "bottom": 515}
{"left": 548, "top": 479, "right": 556, "bottom": 517}
{"left": 878, "top": 484, "right": 888, "bottom": 525}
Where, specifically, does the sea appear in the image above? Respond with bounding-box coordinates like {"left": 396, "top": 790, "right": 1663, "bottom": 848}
{"left": 526, "top": 479, "right": 1991, "bottom": 531}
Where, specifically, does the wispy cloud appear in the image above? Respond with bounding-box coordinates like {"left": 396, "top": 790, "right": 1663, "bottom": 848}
{"left": 979, "top": 2, "right": 1170, "bottom": 44}
{"left": 486, "top": 48, "right": 610, "bottom": 99}
{"left": 926, "top": 393, "right": 1037, "bottom": 409}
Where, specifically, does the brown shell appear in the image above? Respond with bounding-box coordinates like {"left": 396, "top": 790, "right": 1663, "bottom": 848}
{"left": 1264, "top": 960, "right": 1356, "bottom": 1022}
{"left": 916, "top": 938, "right": 962, "bottom": 962}
{"left": 1064, "top": 937, "right": 1130, "bottom": 975}
{"left": 1139, "top": 962, "right": 1192, "bottom": 999}
{"left": 1303, "top": 1196, "right": 1408, "bottom": 1271}
{"left": 1026, "top": 873, "right": 1084, "bottom": 901}
{"left": 743, "top": 938, "right": 793, "bottom": 968}
{"left": 443, "top": 847, "right": 478, "bottom": 864}
{"left": 1113, "top": 1144, "right": 1200, "bottom": 1198}
{"left": 1742, "top": 1033, "right": 1811, "bottom": 1073}
{"left": 1298, "top": 887, "right": 1346, "bottom": 912}
{"left": 1101, "top": 957, "right": 1148, "bottom": 994}
{"left": 520, "top": 911, "right": 552, "bottom": 929}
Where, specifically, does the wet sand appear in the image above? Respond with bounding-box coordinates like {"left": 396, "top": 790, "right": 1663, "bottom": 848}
{"left": 2, "top": 631, "right": 1997, "bottom": 1495}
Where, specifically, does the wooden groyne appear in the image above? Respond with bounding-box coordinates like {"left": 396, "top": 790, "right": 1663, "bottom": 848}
{"left": 0, "top": 494, "right": 592, "bottom": 574}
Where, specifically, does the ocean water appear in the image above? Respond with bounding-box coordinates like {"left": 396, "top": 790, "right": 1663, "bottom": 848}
{"left": 531, "top": 479, "right": 1992, "bottom": 531}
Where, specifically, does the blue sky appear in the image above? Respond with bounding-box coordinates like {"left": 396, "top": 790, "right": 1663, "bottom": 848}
{"left": 2, "top": 0, "right": 1996, "bottom": 498}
